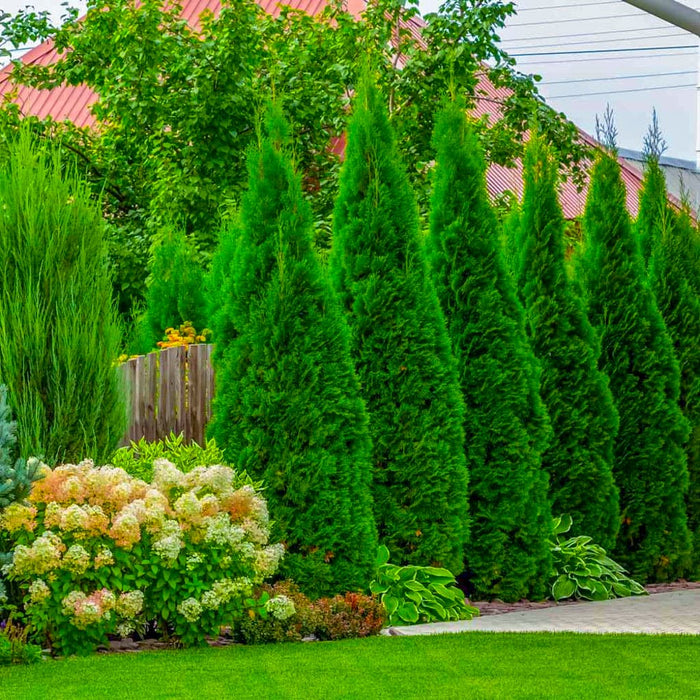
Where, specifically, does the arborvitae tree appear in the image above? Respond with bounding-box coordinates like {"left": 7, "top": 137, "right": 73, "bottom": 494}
{"left": 206, "top": 217, "right": 240, "bottom": 344}
{"left": 428, "top": 103, "right": 552, "bottom": 600}
{"left": 516, "top": 134, "right": 620, "bottom": 549}
{"left": 648, "top": 201, "right": 700, "bottom": 573}
{"left": 134, "top": 227, "right": 207, "bottom": 353}
{"left": 0, "top": 132, "right": 125, "bottom": 465}
{"left": 208, "top": 107, "right": 377, "bottom": 597}
{"left": 578, "top": 150, "right": 692, "bottom": 581}
{"left": 330, "top": 79, "right": 469, "bottom": 574}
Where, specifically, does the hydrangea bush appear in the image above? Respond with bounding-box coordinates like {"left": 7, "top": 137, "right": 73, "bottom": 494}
{"left": 0, "top": 459, "right": 284, "bottom": 654}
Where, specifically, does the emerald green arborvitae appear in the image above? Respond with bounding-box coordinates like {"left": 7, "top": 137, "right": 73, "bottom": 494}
{"left": 647, "top": 188, "right": 700, "bottom": 573}
{"left": 208, "top": 107, "right": 377, "bottom": 597}
{"left": 330, "top": 80, "right": 469, "bottom": 574}
{"left": 579, "top": 151, "right": 692, "bottom": 581}
{"left": 0, "top": 133, "right": 125, "bottom": 465}
{"left": 635, "top": 156, "right": 667, "bottom": 267}
{"left": 135, "top": 227, "right": 207, "bottom": 353}
{"left": 427, "top": 103, "right": 551, "bottom": 600}
{"left": 516, "top": 134, "right": 620, "bottom": 550}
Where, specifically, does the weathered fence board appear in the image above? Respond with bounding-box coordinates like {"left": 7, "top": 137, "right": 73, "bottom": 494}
{"left": 119, "top": 344, "right": 214, "bottom": 446}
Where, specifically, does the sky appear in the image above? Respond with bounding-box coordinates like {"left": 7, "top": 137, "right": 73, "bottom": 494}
{"left": 4, "top": 0, "right": 700, "bottom": 163}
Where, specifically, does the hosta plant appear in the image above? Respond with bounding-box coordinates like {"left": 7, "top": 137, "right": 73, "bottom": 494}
{"left": 370, "top": 546, "right": 478, "bottom": 626}
{"left": 550, "top": 515, "right": 647, "bottom": 601}
{"left": 1, "top": 459, "right": 284, "bottom": 654}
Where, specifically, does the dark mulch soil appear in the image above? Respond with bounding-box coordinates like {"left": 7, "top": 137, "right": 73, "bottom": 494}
{"left": 470, "top": 579, "right": 700, "bottom": 616}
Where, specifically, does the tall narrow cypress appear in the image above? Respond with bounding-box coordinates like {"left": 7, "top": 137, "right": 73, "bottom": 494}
{"left": 209, "top": 107, "right": 377, "bottom": 597}
{"left": 647, "top": 194, "right": 700, "bottom": 572}
{"left": 516, "top": 134, "right": 619, "bottom": 549}
{"left": 330, "top": 78, "right": 469, "bottom": 574}
{"left": 579, "top": 150, "right": 692, "bottom": 581}
{"left": 428, "top": 103, "right": 552, "bottom": 600}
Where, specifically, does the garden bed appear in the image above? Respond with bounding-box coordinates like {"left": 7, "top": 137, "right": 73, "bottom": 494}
{"left": 470, "top": 580, "right": 700, "bottom": 616}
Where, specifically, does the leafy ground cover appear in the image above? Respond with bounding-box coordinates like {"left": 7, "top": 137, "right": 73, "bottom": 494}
{"left": 2, "top": 633, "right": 699, "bottom": 699}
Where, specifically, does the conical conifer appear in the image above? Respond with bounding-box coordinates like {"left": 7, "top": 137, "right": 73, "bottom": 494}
{"left": 209, "top": 107, "right": 377, "bottom": 596}
{"left": 516, "top": 134, "right": 620, "bottom": 549}
{"left": 648, "top": 198, "right": 700, "bottom": 572}
{"left": 428, "top": 103, "right": 552, "bottom": 600}
{"left": 579, "top": 150, "right": 692, "bottom": 581}
{"left": 330, "top": 78, "right": 469, "bottom": 574}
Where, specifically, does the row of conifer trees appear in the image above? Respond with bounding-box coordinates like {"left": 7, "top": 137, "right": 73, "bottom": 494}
{"left": 191, "top": 75, "right": 698, "bottom": 599}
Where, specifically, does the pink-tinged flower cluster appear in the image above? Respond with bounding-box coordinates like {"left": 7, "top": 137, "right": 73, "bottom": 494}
{"left": 4, "top": 458, "right": 284, "bottom": 642}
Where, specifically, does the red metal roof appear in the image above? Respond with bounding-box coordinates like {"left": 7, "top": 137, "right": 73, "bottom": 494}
{"left": 0, "top": 0, "right": 652, "bottom": 217}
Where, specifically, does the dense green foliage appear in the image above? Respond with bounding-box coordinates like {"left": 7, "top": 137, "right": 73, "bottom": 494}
{"left": 647, "top": 194, "right": 700, "bottom": 573}
{"left": 516, "top": 134, "right": 619, "bottom": 549}
{"left": 209, "top": 108, "right": 377, "bottom": 597}
{"left": 428, "top": 103, "right": 551, "bottom": 600}
{"left": 133, "top": 228, "right": 207, "bottom": 353}
{"left": 635, "top": 155, "right": 667, "bottom": 267}
{"left": 0, "top": 619, "right": 42, "bottom": 666}
{"left": 369, "top": 545, "right": 478, "bottom": 626}
{"left": 0, "top": 133, "right": 125, "bottom": 466}
{"left": 110, "top": 433, "right": 233, "bottom": 483}
{"left": 1, "top": 0, "right": 587, "bottom": 315}
{"left": 549, "top": 515, "right": 646, "bottom": 602}
{"left": 330, "top": 79, "right": 468, "bottom": 574}
{"left": 578, "top": 151, "right": 692, "bottom": 581}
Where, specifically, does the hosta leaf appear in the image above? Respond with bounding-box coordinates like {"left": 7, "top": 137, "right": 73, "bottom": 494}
{"left": 382, "top": 594, "right": 399, "bottom": 617}
{"left": 551, "top": 575, "right": 576, "bottom": 600}
{"left": 397, "top": 602, "right": 419, "bottom": 624}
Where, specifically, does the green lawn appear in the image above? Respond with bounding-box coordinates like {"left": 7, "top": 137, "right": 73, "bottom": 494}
{"left": 2, "top": 632, "right": 699, "bottom": 699}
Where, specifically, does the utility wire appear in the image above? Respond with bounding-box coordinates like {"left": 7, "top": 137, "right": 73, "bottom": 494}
{"left": 512, "top": 44, "right": 697, "bottom": 56}
{"left": 517, "top": 1, "right": 620, "bottom": 11}
{"left": 507, "top": 30, "right": 684, "bottom": 51}
{"left": 549, "top": 82, "right": 695, "bottom": 99}
{"left": 504, "top": 25, "right": 688, "bottom": 43}
{"left": 510, "top": 12, "right": 654, "bottom": 27}
{"left": 516, "top": 49, "right": 697, "bottom": 64}
{"left": 543, "top": 69, "right": 694, "bottom": 85}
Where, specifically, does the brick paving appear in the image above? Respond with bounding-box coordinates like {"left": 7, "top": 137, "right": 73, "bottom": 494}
{"left": 387, "top": 590, "right": 700, "bottom": 636}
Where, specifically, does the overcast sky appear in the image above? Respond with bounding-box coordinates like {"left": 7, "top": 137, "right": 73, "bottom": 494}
{"left": 4, "top": 0, "right": 700, "bottom": 163}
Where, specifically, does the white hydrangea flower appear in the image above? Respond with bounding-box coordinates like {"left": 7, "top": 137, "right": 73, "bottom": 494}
{"left": 265, "top": 595, "right": 296, "bottom": 621}
{"left": 177, "top": 597, "right": 203, "bottom": 623}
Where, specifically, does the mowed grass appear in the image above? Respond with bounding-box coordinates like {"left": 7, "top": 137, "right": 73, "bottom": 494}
{"left": 2, "top": 632, "right": 699, "bottom": 700}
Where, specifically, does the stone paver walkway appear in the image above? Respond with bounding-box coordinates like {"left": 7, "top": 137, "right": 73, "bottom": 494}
{"left": 388, "top": 590, "right": 700, "bottom": 636}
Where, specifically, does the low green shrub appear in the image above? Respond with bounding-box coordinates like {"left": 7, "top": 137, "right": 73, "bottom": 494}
{"left": 370, "top": 546, "right": 478, "bottom": 626}
{"left": 550, "top": 515, "right": 647, "bottom": 601}
{"left": 1, "top": 460, "right": 283, "bottom": 655}
{"left": 110, "top": 434, "right": 248, "bottom": 484}
{"left": 0, "top": 618, "right": 42, "bottom": 665}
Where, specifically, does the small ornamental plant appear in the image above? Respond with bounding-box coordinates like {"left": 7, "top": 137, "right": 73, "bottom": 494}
{"left": 157, "top": 322, "right": 211, "bottom": 350}
{"left": 1, "top": 460, "right": 284, "bottom": 655}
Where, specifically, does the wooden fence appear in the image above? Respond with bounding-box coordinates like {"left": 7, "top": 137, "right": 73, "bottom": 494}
{"left": 118, "top": 344, "right": 215, "bottom": 446}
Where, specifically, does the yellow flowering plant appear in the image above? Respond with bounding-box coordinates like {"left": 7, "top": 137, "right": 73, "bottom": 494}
{"left": 157, "top": 322, "right": 211, "bottom": 350}
{"left": 1, "top": 460, "right": 283, "bottom": 654}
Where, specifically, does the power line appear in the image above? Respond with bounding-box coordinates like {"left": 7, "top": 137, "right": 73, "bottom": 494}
{"left": 543, "top": 69, "right": 694, "bottom": 85}
{"left": 516, "top": 49, "right": 697, "bottom": 64}
{"left": 504, "top": 24, "right": 689, "bottom": 43}
{"left": 549, "top": 82, "right": 695, "bottom": 99}
{"left": 517, "top": 1, "right": 620, "bottom": 11}
{"left": 510, "top": 12, "right": 653, "bottom": 27}
{"left": 507, "top": 30, "right": 684, "bottom": 52}
{"left": 512, "top": 44, "right": 697, "bottom": 56}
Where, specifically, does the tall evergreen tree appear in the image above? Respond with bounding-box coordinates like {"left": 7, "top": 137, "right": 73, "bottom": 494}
{"left": 578, "top": 150, "right": 692, "bottom": 581}
{"left": 330, "top": 78, "right": 469, "bottom": 574}
{"left": 516, "top": 133, "right": 620, "bottom": 549}
{"left": 648, "top": 197, "right": 700, "bottom": 573}
{"left": 428, "top": 103, "right": 552, "bottom": 600}
{"left": 208, "top": 107, "right": 377, "bottom": 597}
{"left": 134, "top": 227, "right": 207, "bottom": 353}
{"left": 0, "top": 132, "right": 125, "bottom": 464}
